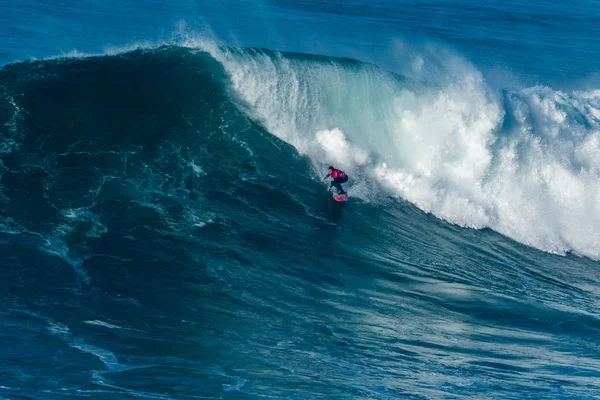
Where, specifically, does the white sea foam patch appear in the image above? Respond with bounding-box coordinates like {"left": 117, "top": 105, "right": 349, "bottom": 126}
{"left": 84, "top": 320, "right": 143, "bottom": 332}
{"left": 313, "top": 128, "right": 370, "bottom": 169}
{"left": 40, "top": 237, "right": 91, "bottom": 284}
{"left": 37, "top": 207, "right": 110, "bottom": 285}
{"left": 188, "top": 38, "right": 600, "bottom": 259}
{"left": 47, "top": 321, "right": 131, "bottom": 379}
{"left": 59, "top": 208, "right": 108, "bottom": 238}
{"left": 377, "top": 87, "right": 600, "bottom": 258}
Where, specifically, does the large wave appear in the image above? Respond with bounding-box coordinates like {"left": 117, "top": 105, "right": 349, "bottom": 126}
{"left": 2, "top": 40, "right": 600, "bottom": 260}
{"left": 185, "top": 39, "right": 600, "bottom": 260}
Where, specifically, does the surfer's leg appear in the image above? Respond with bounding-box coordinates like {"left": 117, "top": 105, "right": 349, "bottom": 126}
{"left": 338, "top": 176, "right": 348, "bottom": 194}
{"left": 333, "top": 180, "right": 345, "bottom": 194}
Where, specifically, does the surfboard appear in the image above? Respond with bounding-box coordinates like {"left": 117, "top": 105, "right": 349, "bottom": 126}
{"left": 333, "top": 193, "right": 348, "bottom": 202}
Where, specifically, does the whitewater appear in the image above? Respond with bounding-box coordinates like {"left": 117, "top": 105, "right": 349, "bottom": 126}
{"left": 186, "top": 38, "right": 600, "bottom": 259}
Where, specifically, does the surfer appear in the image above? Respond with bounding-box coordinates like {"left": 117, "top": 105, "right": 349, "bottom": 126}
{"left": 322, "top": 166, "right": 348, "bottom": 194}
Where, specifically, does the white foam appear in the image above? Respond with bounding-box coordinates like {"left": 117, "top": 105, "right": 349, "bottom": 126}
{"left": 84, "top": 320, "right": 142, "bottom": 332}
{"left": 193, "top": 219, "right": 214, "bottom": 228}
{"left": 187, "top": 160, "right": 205, "bottom": 176}
{"left": 41, "top": 237, "right": 91, "bottom": 284}
{"left": 58, "top": 208, "right": 107, "bottom": 238}
{"left": 0, "top": 216, "right": 28, "bottom": 235}
{"left": 192, "top": 40, "right": 600, "bottom": 259}
{"left": 47, "top": 321, "right": 128, "bottom": 373}
{"left": 313, "top": 128, "right": 370, "bottom": 169}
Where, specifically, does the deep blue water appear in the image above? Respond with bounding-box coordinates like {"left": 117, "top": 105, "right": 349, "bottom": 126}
{"left": 1, "top": 1, "right": 600, "bottom": 399}
{"left": 3, "top": 0, "right": 600, "bottom": 87}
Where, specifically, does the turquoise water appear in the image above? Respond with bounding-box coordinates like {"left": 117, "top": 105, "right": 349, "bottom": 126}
{"left": 1, "top": 1, "right": 600, "bottom": 399}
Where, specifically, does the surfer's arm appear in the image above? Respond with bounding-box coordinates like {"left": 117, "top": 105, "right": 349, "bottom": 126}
{"left": 321, "top": 173, "right": 330, "bottom": 183}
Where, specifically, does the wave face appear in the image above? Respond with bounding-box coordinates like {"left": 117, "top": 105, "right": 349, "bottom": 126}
{"left": 1, "top": 47, "right": 600, "bottom": 399}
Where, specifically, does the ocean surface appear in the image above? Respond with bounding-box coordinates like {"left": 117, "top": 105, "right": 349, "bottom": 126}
{"left": 1, "top": 1, "right": 600, "bottom": 399}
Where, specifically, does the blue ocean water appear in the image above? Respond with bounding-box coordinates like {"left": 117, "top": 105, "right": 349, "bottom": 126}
{"left": 1, "top": 1, "right": 600, "bottom": 399}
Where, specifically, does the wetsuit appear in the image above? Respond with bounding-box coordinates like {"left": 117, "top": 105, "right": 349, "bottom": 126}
{"left": 327, "top": 169, "right": 348, "bottom": 194}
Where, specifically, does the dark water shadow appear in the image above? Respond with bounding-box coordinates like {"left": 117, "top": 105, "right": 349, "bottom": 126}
{"left": 322, "top": 191, "right": 346, "bottom": 223}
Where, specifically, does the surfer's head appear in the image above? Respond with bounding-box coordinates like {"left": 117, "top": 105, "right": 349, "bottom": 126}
{"left": 328, "top": 166, "right": 334, "bottom": 174}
